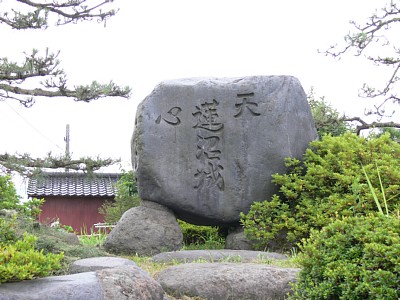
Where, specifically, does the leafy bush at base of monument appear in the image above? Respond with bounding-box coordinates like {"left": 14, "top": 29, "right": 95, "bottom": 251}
{"left": 179, "top": 220, "right": 225, "bottom": 249}
{"left": 241, "top": 133, "right": 400, "bottom": 249}
{"left": 99, "top": 170, "right": 141, "bottom": 223}
{"left": 289, "top": 214, "right": 400, "bottom": 299}
{"left": 239, "top": 195, "right": 295, "bottom": 251}
{"left": 0, "top": 232, "right": 64, "bottom": 283}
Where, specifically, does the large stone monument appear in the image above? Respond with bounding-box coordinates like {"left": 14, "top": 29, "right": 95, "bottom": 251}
{"left": 132, "top": 76, "right": 317, "bottom": 226}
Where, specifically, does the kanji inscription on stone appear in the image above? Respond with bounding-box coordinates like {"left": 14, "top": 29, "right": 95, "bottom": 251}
{"left": 132, "top": 76, "right": 318, "bottom": 225}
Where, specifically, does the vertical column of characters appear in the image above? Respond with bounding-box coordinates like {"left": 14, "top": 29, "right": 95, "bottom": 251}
{"left": 192, "top": 99, "right": 224, "bottom": 191}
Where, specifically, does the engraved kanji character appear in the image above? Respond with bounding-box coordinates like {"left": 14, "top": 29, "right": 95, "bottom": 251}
{"left": 192, "top": 99, "right": 223, "bottom": 131}
{"left": 234, "top": 93, "right": 261, "bottom": 117}
{"left": 156, "top": 106, "right": 182, "bottom": 125}
{"left": 194, "top": 162, "right": 224, "bottom": 190}
{"left": 196, "top": 134, "right": 221, "bottom": 160}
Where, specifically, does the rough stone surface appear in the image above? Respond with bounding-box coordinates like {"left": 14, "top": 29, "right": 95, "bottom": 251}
{"left": 157, "top": 263, "right": 300, "bottom": 300}
{"left": 132, "top": 76, "right": 318, "bottom": 225}
{"left": 103, "top": 201, "right": 183, "bottom": 256}
{"left": 69, "top": 256, "right": 137, "bottom": 274}
{"left": 225, "top": 227, "right": 256, "bottom": 250}
{"left": 151, "top": 249, "right": 286, "bottom": 263}
{"left": 97, "top": 266, "right": 165, "bottom": 300}
{"left": 64, "top": 232, "right": 80, "bottom": 245}
{"left": 0, "top": 271, "right": 103, "bottom": 300}
{"left": 0, "top": 266, "right": 165, "bottom": 300}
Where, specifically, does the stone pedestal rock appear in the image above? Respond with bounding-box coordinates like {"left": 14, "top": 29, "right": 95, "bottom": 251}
{"left": 103, "top": 201, "right": 183, "bottom": 256}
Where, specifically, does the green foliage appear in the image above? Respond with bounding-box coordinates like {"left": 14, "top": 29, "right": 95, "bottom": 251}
{"left": 179, "top": 220, "right": 225, "bottom": 250}
{"left": 0, "top": 175, "right": 111, "bottom": 282}
{"left": 99, "top": 170, "right": 141, "bottom": 223}
{"left": 0, "top": 216, "right": 64, "bottom": 283}
{"left": 79, "top": 233, "right": 108, "bottom": 247}
{"left": 0, "top": 233, "right": 64, "bottom": 283}
{"left": 25, "top": 220, "right": 110, "bottom": 275}
{"left": 0, "top": 175, "right": 20, "bottom": 210}
{"left": 307, "top": 89, "right": 349, "bottom": 137}
{"left": 241, "top": 133, "right": 400, "bottom": 249}
{"left": 19, "top": 198, "right": 45, "bottom": 220}
{"left": 239, "top": 195, "right": 294, "bottom": 251}
{"left": 74, "top": 81, "right": 131, "bottom": 102}
{"left": 290, "top": 215, "right": 400, "bottom": 299}
{"left": 375, "top": 127, "right": 400, "bottom": 143}
{"left": 0, "top": 216, "right": 18, "bottom": 245}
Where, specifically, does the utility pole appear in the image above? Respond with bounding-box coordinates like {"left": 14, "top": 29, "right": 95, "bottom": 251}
{"left": 64, "top": 124, "right": 70, "bottom": 172}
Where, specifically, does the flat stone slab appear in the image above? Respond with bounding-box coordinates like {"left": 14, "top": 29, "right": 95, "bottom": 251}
{"left": 151, "top": 249, "right": 287, "bottom": 263}
{"left": 133, "top": 75, "right": 317, "bottom": 225}
{"left": 0, "top": 272, "right": 103, "bottom": 300}
{"left": 69, "top": 256, "right": 137, "bottom": 274}
{"left": 156, "top": 263, "right": 300, "bottom": 300}
{"left": 0, "top": 266, "right": 165, "bottom": 300}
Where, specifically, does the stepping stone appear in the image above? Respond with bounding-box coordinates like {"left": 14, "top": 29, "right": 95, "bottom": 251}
{"left": 69, "top": 256, "right": 137, "bottom": 274}
{"left": 0, "top": 266, "right": 164, "bottom": 300}
{"left": 156, "top": 263, "right": 300, "bottom": 300}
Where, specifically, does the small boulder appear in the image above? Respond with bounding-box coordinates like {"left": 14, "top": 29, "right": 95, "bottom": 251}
{"left": 156, "top": 263, "right": 300, "bottom": 300}
{"left": 64, "top": 232, "right": 80, "bottom": 245}
{"left": 225, "top": 227, "right": 256, "bottom": 250}
{"left": 103, "top": 201, "right": 183, "bottom": 256}
{"left": 69, "top": 256, "right": 137, "bottom": 274}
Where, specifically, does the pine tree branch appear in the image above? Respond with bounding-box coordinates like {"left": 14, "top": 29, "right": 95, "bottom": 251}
{"left": 0, "top": 83, "right": 74, "bottom": 98}
{"left": 320, "top": 2, "right": 400, "bottom": 118}
{"left": 344, "top": 116, "right": 400, "bottom": 135}
{"left": 0, "top": 49, "right": 131, "bottom": 106}
{"left": 19, "top": 0, "right": 116, "bottom": 24}
{"left": 0, "top": 0, "right": 117, "bottom": 29}
{"left": 0, "top": 81, "right": 130, "bottom": 104}
{"left": 0, "top": 153, "right": 120, "bottom": 177}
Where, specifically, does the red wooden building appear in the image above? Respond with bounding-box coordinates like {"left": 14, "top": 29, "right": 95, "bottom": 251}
{"left": 27, "top": 172, "right": 121, "bottom": 234}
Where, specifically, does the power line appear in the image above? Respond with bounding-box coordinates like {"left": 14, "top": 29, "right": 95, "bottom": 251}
{"left": 4, "top": 101, "right": 64, "bottom": 151}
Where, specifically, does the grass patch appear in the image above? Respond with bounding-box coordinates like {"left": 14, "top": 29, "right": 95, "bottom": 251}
{"left": 122, "top": 254, "right": 174, "bottom": 277}
{"left": 79, "top": 233, "right": 108, "bottom": 247}
{"left": 182, "top": 239, "right": 225, "bottom": 250}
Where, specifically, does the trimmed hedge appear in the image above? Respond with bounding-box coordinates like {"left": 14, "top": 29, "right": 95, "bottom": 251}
{"left": 290, "top": 214, "right": 400, "bottom": 299}
{"left": 241, "top": 133, "right": 400, "bottom": 250}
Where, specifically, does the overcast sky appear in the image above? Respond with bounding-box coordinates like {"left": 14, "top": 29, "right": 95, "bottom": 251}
{"left": 0, "top": 0, "right": 392, "bottom": 196}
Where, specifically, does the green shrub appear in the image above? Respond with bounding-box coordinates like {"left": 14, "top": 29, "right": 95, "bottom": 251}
{"left": 19, "top": 198, "right": 45, "bottom": 221}
{"left": 0, "top": 216, "right": 18, "bottom": 245}
{"left": 290, "top": 214, "right": 400, "bottom": 299}
{"left": 241, "top": 133, "right": 400, "bottom": 249}
{"left": 0, "top": 175, "right": 20, "bottom": 210}
{"left": 179, "top": 220, "right": 225, "bottom": 249}
{"left": 99, "top": 170, "right": 141, "bottom": 223}
{"left": 0, "top": 232, "right": 64, "bottom": 283}
{"left": 308, "top": 89, "right": 350, "bottom": 137}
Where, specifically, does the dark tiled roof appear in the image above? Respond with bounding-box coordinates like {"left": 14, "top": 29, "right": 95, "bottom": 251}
{"left": 27, "top": 172, "right": 121, "bottom": 197}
